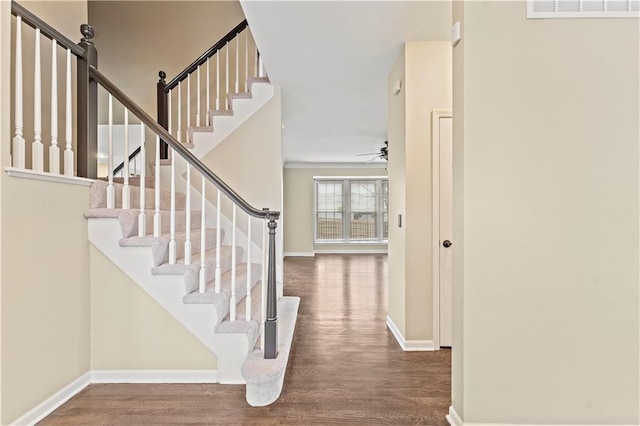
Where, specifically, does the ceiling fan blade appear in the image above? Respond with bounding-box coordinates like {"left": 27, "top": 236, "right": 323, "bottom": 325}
{"left": 366, "top": 156, "right": 382, "bottom": 163}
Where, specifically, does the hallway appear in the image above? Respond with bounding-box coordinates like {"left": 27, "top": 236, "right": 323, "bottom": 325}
{"left": 40, "top": 254, "right": 451, "bottom": 425}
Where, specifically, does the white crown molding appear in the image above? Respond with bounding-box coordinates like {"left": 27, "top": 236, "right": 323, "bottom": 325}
{"left": 386, "top": 316, "right": 435, "bottom": 351}
{"left": 10, "top": 372, "right": 91, "bottom": 426}
{"left": 5, "top": 167, "right": 95, "bottom": 186}
{"left": 91, "top": 370, "right": 218, "bottom": 384}
{"left": 284, "top": 161, "right": 387, "bottom": 169}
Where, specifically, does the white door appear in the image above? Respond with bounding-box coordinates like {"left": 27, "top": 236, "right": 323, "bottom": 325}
{"left": 439, "top": 117, "right": 453, "bottom": 347}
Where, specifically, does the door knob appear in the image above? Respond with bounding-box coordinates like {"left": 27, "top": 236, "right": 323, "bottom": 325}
{"left": 442, "top": 240, "right": 452, "bottom": 248}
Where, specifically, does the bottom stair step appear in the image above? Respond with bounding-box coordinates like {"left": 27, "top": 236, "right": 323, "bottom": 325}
{"left": 241, "top": 296, "right": 300, "bottom": 407}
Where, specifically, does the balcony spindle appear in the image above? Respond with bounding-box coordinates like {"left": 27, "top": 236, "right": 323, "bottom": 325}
{"left": 106, "top": 95, "right": 114, "bottom": 208}
{"left": 177, "top": 82, "right": 182, "bottom": 142}
{"left": 64, "top": 49, "right": 73, "bottom": 176}
{"left": 216, "top": 53, "right": 220, "bottom": 110}
{"left": 196, "top": 67, "right": 200, "bottom": 127}
{"left": 225, "top": 41, "right": 229, "bottom": 109}
{"left": 214, "top": 189, "right": 222, "bottom": 293}
{"left": 187, "top": 74, "right": 191, "bottom": 134}
{"left": 246, "top": 215, "right": 252, "bottom": 321}
{"left": 206, "top": 59, "right": 210, "bottom": 126}
{"left": 244, "top": 30, "right": 249, "bottom": 92}
{"left": 153, "top": 135, "right": 161, "bottom": 237}
{"left": 184, "top": 162, "right": 192, "bottom": 264}
{"left": 199, "top": 175, "right": 207, "bottom": 293}
{"left": 235, "top": 34, "right": 239, "bottom": 93}
{"left": 122, "top": 108, "right": 130, "bottom": 209}
{"left": 169, "top": 147, "right": 177, "bottom": 264}
{"left": 13, "top": 15, "right": 25, "bottom": 169}
{"left": 32, "top": 28, "right": 43, "bottom": 172}
{"left": 49, "top": 39, "right": 59, "bottom": 174}
{"left": 230, "top": 203, "right": 237, "bottom": 321}
{"left": 138, "top": 123, "right": 146, "bottom": 237}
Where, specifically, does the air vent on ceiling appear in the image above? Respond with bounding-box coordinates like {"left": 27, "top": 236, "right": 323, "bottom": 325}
{"left": 528, "top": 0, "right": 640, "bottom": 17}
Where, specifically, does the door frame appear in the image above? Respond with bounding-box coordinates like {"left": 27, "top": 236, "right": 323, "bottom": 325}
{"left": 431, "top": 109, "right": 453, "bottom": 350}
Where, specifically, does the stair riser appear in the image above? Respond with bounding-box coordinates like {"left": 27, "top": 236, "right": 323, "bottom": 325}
{"left": 150, "top": 228, "right": 221, "bottom": 267}
{"left": 91, "top": 181, "right": 186, "bottom": 210}
{"left": 183, "top": 246, "right": 244, "bottom": 294}
{"left": 118, "top": 210, "right": 204, "bottom": 238}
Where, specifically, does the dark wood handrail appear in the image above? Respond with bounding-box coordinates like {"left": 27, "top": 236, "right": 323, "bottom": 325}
{"left": 11, "top": 2, "right": 86, "bottom": 58}
{"left": 165, "top": 19, "right": 248, "bottom": 91}
{"left": 90, "top": 66, "right": 279, "bottom": 221}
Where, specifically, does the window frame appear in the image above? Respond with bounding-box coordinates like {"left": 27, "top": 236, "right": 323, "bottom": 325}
{"left": 314, "top": 176, "right": 389, "bottom": 244}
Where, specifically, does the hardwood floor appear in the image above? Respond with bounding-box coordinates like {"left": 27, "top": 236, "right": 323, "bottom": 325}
{"left": 40, "top": 254, "right": 451, "bottom": 425}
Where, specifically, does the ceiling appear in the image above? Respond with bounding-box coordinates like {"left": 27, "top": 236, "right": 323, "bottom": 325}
{"left": 240, "top": 1, "right": 452, "bottom": 165}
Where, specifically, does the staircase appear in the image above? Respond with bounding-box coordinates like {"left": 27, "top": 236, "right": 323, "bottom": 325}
{"left": 8, "top": 0, "right": 299, "bottom": 409}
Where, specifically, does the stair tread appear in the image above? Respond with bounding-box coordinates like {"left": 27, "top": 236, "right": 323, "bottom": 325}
{"left": 151, "top": 245, "right": 242, "bottom": 276}
{"left": 210, "top": 109, "right": 234, "bottom": 117}
{"left": 184, "top": 263, "right": 262, "bottom": 304}
{"left": 119, "top": 227, "right": 218, "bottom": 247}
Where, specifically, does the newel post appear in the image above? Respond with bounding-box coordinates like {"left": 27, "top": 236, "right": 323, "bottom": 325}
{"left": 157, "top": 71, "right": 169, "bottom": 159}
{"left": 77, "top": 24, "right": 97, "bottom": 178}
{"left": 264, "top": 215, "right": 279, "bottom": 359}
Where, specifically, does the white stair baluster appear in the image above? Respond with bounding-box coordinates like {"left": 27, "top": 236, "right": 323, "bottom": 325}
{"left": 196, "top": 67, "right": 200, "bottom": 127}
{"left": 13, "top": 16, "right": 25, "bottom": 169}
{"left": 258, "top": 54, "right": 264, "bottom": 78}
{"left": 225, "top": 41, "right": 229, "bottom": 109}
{"left": 153, "top": 135, "right": 161, "bottom": 237}
{"left": 106, "top": 94, "right": 114, "bottom": 208}
{"left": 169, "top": 147, "right": 176, "bottom": 264}
{"left": 32, "top": 28, "right": 43, "bottom": 172}
{"left": 64, "top": 49, "right": 73, "bottom": 176}
{"left": 187, "top": 74, "right": 191, "bottom": 136}
{"left": 244, "top": 29, "right": 249, "bottom": 92}
{"left": 214, "top": 188, "right": 222, "bottom": 293}
{"left": 122, "top": 108, "right": 130, "bottom": 209}
{"left": 177, "top": 82, "right": 182, "bottom": 142}
{"left": 246, "top": 214, "right": 252, "bottom": 321}
{"left": 184, "top": 162, "right": 192, "bottom": 264}
{"left": 216, "top": 53, "right": 220, "bottom": 110}
{"left": 261, "top": 220, "right": 267, "bottom": 349}
{"left": 255, "top": 47, "right": 259, "bottom": 79}
{"left": 49, "top": 39, "right": 59, "bottom": 174}
{"left": 230, "top": 203, "right": 237, "bottom": 321}
{"left": 206, "top": 58, "right": 210, "bottom": 126}
{"left": 235, "top": 33, "right": 239, "bottom": 93}
{"left": 199, "top": 175, "right": 207, "bottom": 293}
{"left": 138, "top": 123, "right": 146, "bottom": 237}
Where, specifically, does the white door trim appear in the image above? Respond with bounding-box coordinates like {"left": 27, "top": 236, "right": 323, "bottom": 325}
{"left": 432, "top": 109, "right": 453, "bottom": 350}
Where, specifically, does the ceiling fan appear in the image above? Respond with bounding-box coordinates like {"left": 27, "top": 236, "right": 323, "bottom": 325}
{"left": 357, "top": 141, "right": 388, "bottom": 163}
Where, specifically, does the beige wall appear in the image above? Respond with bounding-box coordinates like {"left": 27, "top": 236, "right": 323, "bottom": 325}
{"left": 1, "top": 178, "right": 91, "bottom": 425}
{"left": 90, "top": 246, "right": 216, "bottom": 370}
{"left": 1, "top": 2, "right": 90, "bottom": 424}
{"left": 453, "top": 2, "right": 639, "bottom": 423}
{"left": 387, "top": 42, "right": 452, "bottom": 342}
{"left": 283, "top": 167, "right": 388, "bottom": 255}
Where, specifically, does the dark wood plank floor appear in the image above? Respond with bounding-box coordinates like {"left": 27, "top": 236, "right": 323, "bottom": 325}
{"left": 40, "top": 254, "right": 451, "bottom": 425}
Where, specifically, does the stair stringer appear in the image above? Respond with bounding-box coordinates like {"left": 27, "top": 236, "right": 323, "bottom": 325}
{"left": 190, "top": 82, "right": 274, "bottom": 158}
{"left": 87, "top": 217, "right": 254, "bottom": 384}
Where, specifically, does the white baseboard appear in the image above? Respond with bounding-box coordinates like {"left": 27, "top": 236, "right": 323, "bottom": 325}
{"left": 91, "top": 370, "right": 218, "bottom": 383}
{"left": 10, "top": 372, "right": 91, "bottom": 426}
{"left": 447, "top": 406, "right": 463, "bottom": 426}
{"left": 314, "top": 249, "right": 388, "bottom": 254}
{"left": 446, "top": 405, "right": 628, "bottom": 426}
{"left": 283, "top": 251, "right": 315, "bottom": 257}
{"left": 385, "top": 316, "right": 435, "bottom": 351}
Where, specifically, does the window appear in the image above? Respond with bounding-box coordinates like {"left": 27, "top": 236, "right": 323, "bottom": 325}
{"left": 315, "top": 177, "right": 388, "bottom": 243}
